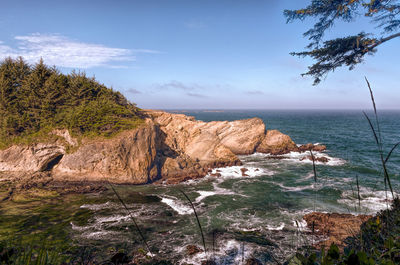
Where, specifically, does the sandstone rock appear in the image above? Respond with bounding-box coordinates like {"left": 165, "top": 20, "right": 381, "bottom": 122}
{"left": 52, "top": 129, "right": 78, "bottom": 146}
{"left": 240, "top": 167, "right": 249, "bottom": 177}
{"left": 0, "top": 144, "right": 65, "bottom": 173}
{"left": 303, "top": 212, "right": 372, "bottom": 249}
{"left": 298, "top": 143, "right": 326, "bottom": 152}
{"left": 256, "top": 130, "right": 298, "bottom": 155}
{"left": 53, "top": 122, "right": 161, "bottom": 184}
{"left": 0, "top": 110, "right": 301, "bottom": 185}
{"left": 312, "top": 144, "right": 327, "bottom": 152}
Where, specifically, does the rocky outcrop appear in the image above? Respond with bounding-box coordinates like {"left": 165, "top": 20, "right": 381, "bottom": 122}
{"left": 0, "top": 144, "right": 65, "bottom": 173}
{"left": 53, "top": 121, "right": 161, "bottom": 184}
{"left": 256, "top": 130, "right": 298, "bottom": 155}
{"left": 303, "top": 212, "right": 372, "bottom": 249}
{"left": 0, "top": 111, "right": 305, "bottom": 184}
{"left": 300, "top": 155, "right": 330, "bottom": 163}
{"left": 298, "top": 143, "right": 326, "bottom": 152}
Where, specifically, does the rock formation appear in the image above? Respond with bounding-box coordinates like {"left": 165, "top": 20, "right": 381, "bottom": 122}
{"left": 303, "top": 212, "right": 372, "bottom": 249}
{"left": 0, "top": 110, "right": 314, "bottom": 185}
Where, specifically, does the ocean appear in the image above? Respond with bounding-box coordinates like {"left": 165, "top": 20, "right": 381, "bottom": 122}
{"left": 2, "top": 110, "right": 400, "bottom": 264}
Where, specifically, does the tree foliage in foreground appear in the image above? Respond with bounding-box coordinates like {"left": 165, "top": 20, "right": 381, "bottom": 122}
{"left": 285, "top": 0, "right": 400, "bottom": 85}
{"left": 0, "top": 57, "right": 142, "bottom": 146}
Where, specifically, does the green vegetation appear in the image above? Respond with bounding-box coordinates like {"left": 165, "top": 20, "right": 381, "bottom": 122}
{"left": 0, "top": 57, "right": 143, "bottom": 149}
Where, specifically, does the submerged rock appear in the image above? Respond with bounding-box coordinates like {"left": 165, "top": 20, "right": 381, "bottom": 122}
{"left": 240, "top": 167, "right": 249, "bottom": 177}
{"left": 299, "top": 155, "right": 330, "bottom": 163}
{"left": 297, "top": 143, "right": 327, "bottom": 152}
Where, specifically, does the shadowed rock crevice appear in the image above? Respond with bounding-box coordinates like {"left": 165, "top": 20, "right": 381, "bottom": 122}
{"left": 40, "top": 154, "right": 64, "bottom": 171}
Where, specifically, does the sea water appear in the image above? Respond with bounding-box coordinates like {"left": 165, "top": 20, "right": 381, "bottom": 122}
{"left": 4, "top": 110, "right": 400, "bottom": 264}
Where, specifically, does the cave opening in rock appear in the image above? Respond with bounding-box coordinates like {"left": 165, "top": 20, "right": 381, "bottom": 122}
{"left": 41, "top": 154, "right": 64, "bottom": 171}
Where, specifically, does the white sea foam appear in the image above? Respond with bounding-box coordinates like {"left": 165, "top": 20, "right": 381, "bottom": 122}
{"left": 250, "top": 150, "right": 346, "bottom": 166}
{"left": 195, "top": 190, "right": 217, "bottom": 203}
{"left": 276, "top": 151, "right": 345, "bottom": 166}
{"left": 267, "top": 222, "right": 285, "bottom": 231}
{"left": 161, "top": 196, "right": 193, "bottom": 215}
{"left": 296, "top": 172, "right": 314, "bottom": 182}
{"left": 80, "top": 230, "right": 120, "bottom": 240}
{"left": 292, "top": 219, "right": 308, "bottom": 231}
{"left": 274, "top": 181, "right": 317, "bottom": 192}
{"left": 339, "top": 187, "right": 397, "bottom": 213}
{"left": 80, "top": 201, "right": 117, "bottom": 210}
{"left": 207, "top": 165, "right": 272, "bottom": 180}
{"left": 178, "top": 238, "right": 255, "bottom": 265}
{"left": 94, "top": 214, "right": 130, "bottom": 224}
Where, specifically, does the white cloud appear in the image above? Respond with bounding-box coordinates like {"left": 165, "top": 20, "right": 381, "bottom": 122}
{"left": 0, "top": 33, "right": 159, "bottom": 68}
{"left": 186, "top": 92, "right": 208, "bottom": 98}
{"left": 156, "top": 80, "right": 200, "bottom": 91}
{"left": 126, "top": 88, "right": 142, "bottom": 94}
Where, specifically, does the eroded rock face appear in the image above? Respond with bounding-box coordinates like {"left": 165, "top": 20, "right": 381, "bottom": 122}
{"left": 0, "top": 110, "right": 301, "bottom": 184}
{"left": 53, "top": 121, "right": 161, "bottom": 184}
{"left": 0, "top": 144, "right": 65, "bottom": 173}
{"left": 303, "top": 212, "right": 372, "bottom": 249}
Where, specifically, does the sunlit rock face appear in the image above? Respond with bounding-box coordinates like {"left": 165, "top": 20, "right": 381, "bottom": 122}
{"left": 0, "top": 111, "right": 299, "bottom": 184}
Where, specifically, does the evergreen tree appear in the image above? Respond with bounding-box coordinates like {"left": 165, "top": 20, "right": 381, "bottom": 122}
{"left": 0, "top": 57, "right": 142, "bottom": 146}
{"left": 285, "top": 0, "right": 400, "bottom": 84}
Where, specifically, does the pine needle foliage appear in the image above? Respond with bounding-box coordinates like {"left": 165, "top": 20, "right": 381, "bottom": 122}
{"left": 285, "top": 0, "right": 400, "bottom": 85}
{"left": 0, "top": 57, "right": 143, "bottom": 148}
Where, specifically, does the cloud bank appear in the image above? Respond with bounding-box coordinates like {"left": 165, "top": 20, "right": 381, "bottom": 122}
{"left": 0, "top": 33, "right": 158, "bottom": 68}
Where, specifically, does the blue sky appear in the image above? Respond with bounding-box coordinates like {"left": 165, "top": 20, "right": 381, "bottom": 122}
{"left": 1, "top": 0, "right": 399, "bottom": 109}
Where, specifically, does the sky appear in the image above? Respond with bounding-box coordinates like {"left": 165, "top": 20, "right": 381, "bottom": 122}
{"left": 0, "top": 0, "right": 399, "bottom": 109}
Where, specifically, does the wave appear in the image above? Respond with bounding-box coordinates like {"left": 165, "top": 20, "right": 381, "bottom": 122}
{"left": 161, "top": 196, "right": 193, "bottom": 215}
{"left": 266, "top": 222, "right": 285, "bottom": 231}
{"left": 207, "top": 165, "right": 273, "bottom": 180}
{"left": 178, "top": 238, "right": 257, "bottom": 265}
{"left": 246, "top": 151, "right": 345, "bottom": 166}
{"left": 80, "top": 201, "right": 117, "bottom": 211}
{"left": 339, "top": 187, "right": 397, "bottom": 214}
{"left": 274, "top": 182, "right": 317, "bottom": 192}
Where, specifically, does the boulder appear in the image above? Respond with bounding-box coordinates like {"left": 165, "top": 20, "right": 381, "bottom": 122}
{"left": 298, "top": 143, "right": 326, "bottom": 152}
{"left": 240, "top": 167, "right": 249, "bottom": 177}
{"left": 299, "top": 155, "right": 330, "bottom": 163}
{"left": 256, "top": 130, "right": 298, "bottom": 155}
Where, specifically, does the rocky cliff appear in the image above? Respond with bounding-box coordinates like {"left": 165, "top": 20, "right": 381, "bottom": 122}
{"left": 0, "top": 111, "right": 310, "bottom": 185}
